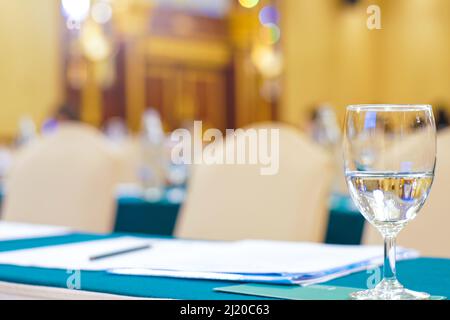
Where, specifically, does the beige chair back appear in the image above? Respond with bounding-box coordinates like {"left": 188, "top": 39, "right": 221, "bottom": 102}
{"left": 363, "top": 128, "right": 450, "bottom": 257}
{"left": 175, "top": 122, "right": 333, "bottom": 241}
{"left": 2, "top": 123, "right": 117, "bottom": 233}
{"left": 111, "top": 137, "right": 142, "bottom": 185}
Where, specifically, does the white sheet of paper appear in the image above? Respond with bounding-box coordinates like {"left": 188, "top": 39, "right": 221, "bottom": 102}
{"left": 0, "top": 222, "right": 71, "bottom": 241}
{"left": 0, "top": 236, "right": 418, "bottom": 275}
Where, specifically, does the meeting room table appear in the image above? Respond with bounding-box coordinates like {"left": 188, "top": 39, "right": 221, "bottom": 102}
{"left": 0, "top": 187, "right": 448, "bottom": 299}
{"left": 0, "top": 231, "right": 449, "bottom": 299}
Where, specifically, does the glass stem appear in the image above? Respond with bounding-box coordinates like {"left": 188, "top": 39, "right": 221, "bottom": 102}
{"left": 383, "top": 236, "right": 397, "bottom": 281}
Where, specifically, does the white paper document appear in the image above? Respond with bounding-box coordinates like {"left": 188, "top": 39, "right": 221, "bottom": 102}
{"left": 0, "top": 222, "right": 71, "bottom": 241}
{"left": 0, "top": 236, "right": 418, "bottom": 285}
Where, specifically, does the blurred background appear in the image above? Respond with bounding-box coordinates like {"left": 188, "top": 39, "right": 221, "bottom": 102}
{"left": 0, "top": 0, "right": 449, "bottom": 254}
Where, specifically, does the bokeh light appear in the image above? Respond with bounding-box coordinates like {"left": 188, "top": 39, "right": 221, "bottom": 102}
{"left": 251, "top": 45, "right": 283, "bottom": 78}
{"left": 259, "top": 23, "right": 281, "bottom": 45}
{"left": 238, "top": 0, "right": 260, "bottom": 9}
{"left": 259, "top": 5, "right": 279, "bottom": 25}
{"left": 80, "top": 21, "right": 112, "bottom": 61}
{"left": 91, "top": 1, "right": 113, "bottom": 24}
{"left": 61, "top": 0, "right": 90, "bottom": 21}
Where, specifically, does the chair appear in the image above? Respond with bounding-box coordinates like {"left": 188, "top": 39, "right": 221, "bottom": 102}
{"left": 363, "top": 128, "right": 450, "bottom": 257}
{"left": 111, "top": 136, "right": 142, "bottom": 185}
{"left": 2, "top": 123, "right": 117, "bottom": 233}
{"left": 175, "top": 122, "right": 333, "bottom": 242}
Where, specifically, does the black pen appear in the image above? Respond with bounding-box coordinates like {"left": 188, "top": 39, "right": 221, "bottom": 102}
{"left": 89, "top": 244, "right": 152, "bottom": 261}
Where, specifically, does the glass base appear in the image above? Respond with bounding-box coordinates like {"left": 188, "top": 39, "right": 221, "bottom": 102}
{"left": 350, "top": 279, "right": 430, "bottom": 300}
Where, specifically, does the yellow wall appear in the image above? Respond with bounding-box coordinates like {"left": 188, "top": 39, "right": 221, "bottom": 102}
{"left": 280, "top": 0, "right": 337, "bottom": 126}
{"left": 281, "top": 0, "right": 450, "bottom": 127}
{"left": 0, "top": 0, "right": 62, "bottom": 141}
{"left": 377, "top": 0, "right": 450, "bottom": 104}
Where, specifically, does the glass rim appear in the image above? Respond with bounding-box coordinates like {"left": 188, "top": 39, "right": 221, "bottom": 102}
{"left": 347, "top": 104, "right": 432, "bottom": 112}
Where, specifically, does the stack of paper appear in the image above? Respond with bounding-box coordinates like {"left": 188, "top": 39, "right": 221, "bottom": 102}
{"left": 0, "top": 237, "right": 418, "bottom": 285}
{"left": 108, "top": 239, "right": 417, "bottom": 285}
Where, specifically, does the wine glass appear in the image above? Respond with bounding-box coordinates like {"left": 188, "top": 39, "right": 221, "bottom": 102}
{"left": 343, "top": 104, "right": 436, "bottom": 300}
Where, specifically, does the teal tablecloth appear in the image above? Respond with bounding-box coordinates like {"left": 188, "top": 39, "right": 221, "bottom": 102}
{"left": 115, "top": 195, "right": 181, "bottom": 236}
{"left": 0, "top": 233, "right": 449, "bottom": 299}
{"left": 325, "top": 194, "right": 364, "bottom": 245}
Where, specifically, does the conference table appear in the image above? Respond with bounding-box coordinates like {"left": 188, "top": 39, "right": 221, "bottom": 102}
{"left": 0, "top": 188, "right": 365, "bottom": 245}
{"left": 0, "top": 232, "right": 449, "bottom": 299}
{"left": 0, "top": 187, "right": 396, "bottom": 299}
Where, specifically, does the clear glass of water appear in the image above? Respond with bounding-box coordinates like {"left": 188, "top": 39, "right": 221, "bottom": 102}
{"left": 343, "top": 104, "right": 436, "bottom": 300}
